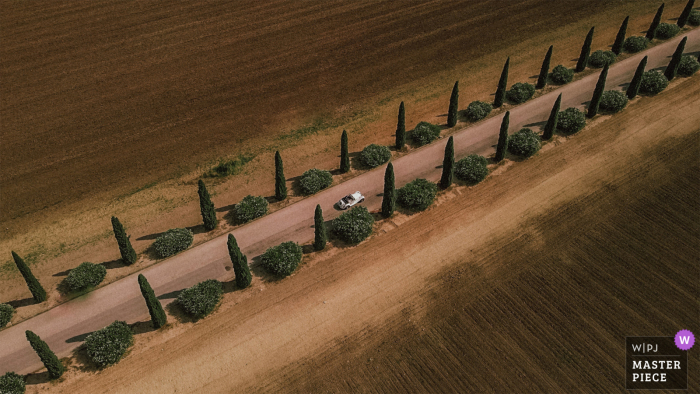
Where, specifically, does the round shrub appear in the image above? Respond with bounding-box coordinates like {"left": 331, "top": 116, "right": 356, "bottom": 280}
{"left": 639, "top": 70, "right": 669, "bottom": 95}
{"left": 397, "top": 178, "right": 438, "bottom": 211}
{"left": 299, "top": 168, "right": 333, "bottom": 195}
{"left": 550, "top": 65, "right": 574, "bottom": 85}
{"left": 235, "top": 195, "right": 268, "bottom": 223}
{"left": 599, "top": 90, "right": 628, "bottom": 114}
{"left": 332, "top": 205, "right": 374, "bottom": 244}
{"left": 588, "top": 50, "right": 616, "bottom": 68}
{"left": 506, "top": 82, "right": 535, "bottom": 104}
{"left": 0, "top": 304, "right": 14, "bottom": 328}
{"left": 507, "top": 128, "right": 541, "bottom": 158}
{"left": 455, "top": 155, "right": 489, "bottom": 184}
{"left": 654, "top": 23, "right": 680, "bottom": 39}
{"left": 261, "top": 241, "right": 303, "bottom": 277}
{"left": 0, "top": 372, "right": 25, "bottom": 394}
{"left": 623, "top": 36, "right": 648, "bottom": 53}
{"left": 465, "top": 101, "right": 492, "bottom": 121}
{"left": 360, "top": 144, "right": 391, "bottom": 168}
{"left": 689, "top": 9, "right": 700, "bottom": 26}
{"left": 678, "top": 55, "right": 700, "bottom": 77}
{"left": 177, "top": 279, "right": 223, "bottom": 318}
{"left": 65, "top": 262, "right": 107, "bottom": 292}
{"left": 153, "top": 228, "right": 193, "bottom": 258}
{"left": 85, "top": 320, "right": 133, "bottom": 368}
{"left": 556, "top": 108, "right": 586, "bottom": 134}
{"left": 411, "top": 121, "right": 441, "bottom": 146}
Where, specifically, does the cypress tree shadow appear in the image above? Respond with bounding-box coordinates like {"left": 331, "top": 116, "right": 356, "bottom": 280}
{"left": 66, "top": 331, "right": 93, "bottom": 343}
{"left": 156, "top": 289, "right": 183, "bottom": 300}
{"left": 523, "top": 120, "right": 547, "bottom": 128}
{"left": 24, "top": 371, "right": 51, "bottom": 385}
{"left": 99, "top": 259, "right": 123, "bottom": 270}
{"left": 53, "top": 269, "right": 72, "bottom": 277}
{"left": 7, "top": 297, "right": 35, "bottom": 308}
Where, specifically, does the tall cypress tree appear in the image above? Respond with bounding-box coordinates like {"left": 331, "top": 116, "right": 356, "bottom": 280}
{"left": 227, "top": 234, "right": 251, "bottom": 289}
{"left": 381, "top": 162, "right": 396, "bottom": 218}
{"left": 542, "top": 94, "right": 562, "bottom": 141}
{"left": 25, "top": 330, "right": 63, "bottom": 379}
{"left": 646, "top": 3, "right": 665, "bottom": 40}
{"left": 313, "top": 205, "right": 327, "bottom": 251}
{"left": 612, "top": 16, "right": 629, "bottom": 55}
{"left": 137, "top": 274, "right": 167, "bottom": 329}
{"left": 11, "top": 251, "right": 46, "bottom": 303}
{"left": 495, "top": 112, "right": 510, "bottom": 162}
{"left": 664, "top": 36, "right": 687, "bottom": 81}
{"left": 576, "top": 27, "right": 595, "bottom": 72}
{"left": 274, "top": 151, "right": 287, "bottom": 201}
{"left": 627, "top": 56, "right": 648, "bottom": 99}
{"left": 340, "top": 130, "right": 350, "bottom": 173}
{"left": 677, "top": 0, "right": 695, "bottom": 28}
{"left": 111, "top": 216, "right": 137, "bottom": 265}
{"left": 447, "top": 81, "right": 459, "bottom": 127}
{"left": 536, "top": 46, "right": 553, "bottom": 89}
{"left": 197, "top": 180, "right": 218, "bottom": 231}
{"left": 494, "top": 57, "right": 510, "bottom": 108}
{"left": 587, "top": 64, "right": 609, "bottom": 118}
{"left": 395, "top": 102, "right": 406, "bottom": 150}
{"left": 439, "top": 136, "right": 454, "bottom": 189}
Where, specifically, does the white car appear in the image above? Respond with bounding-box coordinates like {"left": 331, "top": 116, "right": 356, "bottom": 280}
{"left": 338, "top": 191, "right": 365, "bottom": 210}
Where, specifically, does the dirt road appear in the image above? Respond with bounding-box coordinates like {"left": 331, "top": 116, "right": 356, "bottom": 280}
{"left": 1, "top": 30, "right": 697, "bottom": 379}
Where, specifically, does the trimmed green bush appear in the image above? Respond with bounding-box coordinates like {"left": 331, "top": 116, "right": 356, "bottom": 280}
{"left": 550, "top": 65, "right": 574, "bottom": 85}
{"left": 455, "top": 155, "right": 489, "bottom": 184}
{"left": 65, "top": 262, "right": 107, "bottom": 292}
{"left": 360, "top": 144, "right": 391, "bottom": 168}
{"left": 688, "top": 9, "right": 700, "bottom": 26}
{"left": 654, "top": 23, "right": 680, "bottom": 40}
{"left": 0, "top": 304, "right": 14, "bottom": 328}
{"left": 261, "top": 241, "right": 303, "bottom": 277}
{"left": 299, "top": 168, "right": 333, "bottom": 195}
{"left": 0, "top": 372, "right": 25, "bottom": 394}
{"left": 138, "top": 274, "right": 167, "bottom": 329}
{"left": 599, "top": 90, "right": 629, "bottom": 114}
{"left": 557, "top": 108, "right": 586, "bottom": 134}
{"left": 177, "top": 279, "right": 223, "bottom": 318}
{"left": 85, "top": 320, "right": 133, "bottom": 368}
{"left": 678, "top": 55, "right": 700, "bottom": 76}
{"left": 11, "top": 251, "right": 46, "bottom": 303}
{"left": 153, "top": 228, "right": 193, "bottom": 258}
{"left": 506, "top": 82, "right": 535, "bottom": 104}
{"left": 227, "top": 234, "right": 251, "bottom": 289}
{"left": 197, "top": 180, "right": 218, "bottom": 231}
{"left": 465, "top": 101, "right": 492, "bottom": 121}
{"left": 411, "top": 122, "right": 441, "bottom": 146}
{"left": 623, "top": 36, "right": 648, "bottom": 53}
{"left": 397, "top": 178, "right": 438, "bottom": 211}
{"left": 25, "top": 330, "right": 64, "bottom": 379}
{"left": 639, "top": 70, "right": 669, "bottom": 95}
{"left": 381, "top": 162, "right": 396, "bottom": 218}
{"left": 507, "top": 128, "right": 541, "bottom": 158}
{"left": 111, "top": 217, "right": 137, "bottom": 265}
{"left": 332, "top": 205, "right": 375, "bottom": 244}
{"left": 588, "top": 50, "right": 616, "bottom": 68}
{"left": 235, "top": 195, "right": 268, "bottom": 223}
{"left": 275, "top": 151, "right": 287, "bottom": 201}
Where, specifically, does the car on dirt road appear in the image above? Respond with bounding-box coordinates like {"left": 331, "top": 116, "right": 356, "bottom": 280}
{"left": 338, "top": 191, "right": 365, "bottom": 210}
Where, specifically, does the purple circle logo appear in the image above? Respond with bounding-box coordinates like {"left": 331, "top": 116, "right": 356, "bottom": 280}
{"left": 674, "top": 330, "right": 695, "bottom": 351}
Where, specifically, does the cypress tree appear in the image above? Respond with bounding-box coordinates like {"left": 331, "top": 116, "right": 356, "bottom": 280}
{"left": 111, "top": 216, "right": 137, "bottom": 265}
{"left": 612, "top": 16, "right": 629, "bottom": 55}
{"left": 646, "top": 3, "right": 665, "bottom": 40}
{"left": 536, "top": 46, "right": 553, "bottom": 89}
{"left": 197, "top": 179, "right": 218, "bottom": 231}
{"left": 439, "top": 136, "right": 455, "bottom": 189}
{"left": 11, "top": 252, "right": 46, "bottom": 303}
{"left": 313, "top": 204, "right": 327, "bottom": 251}
{"left": 381, "top": 162, "right": 396, "bottom": 218}
{"left": 137, "top": 274, "right": 167, "bottom": 329}
{"left": 587, "top": 64, "right": 609, "bottom": 118}
{"left": 664, "top": 36, "right": 687, "bottom": 81}
{"left": 340, "top": 130, "right": 350, "bottom": 173}
{"left": 627, "top": 56, "right": 648, "bottom": 99}
{"left": 25, "top": 330, "right": 63, "bottom": 379}
{"left": 494, "top": 57, "right": 510, "bottom": 108}
{"left": 677, "top": 0, "right": 695, "bottom": 28}
{"left": 227, "top": 234, "right": 252, "bottom": 289}
{"left": 576, "top": 27, "right": 595, "bottom": 72}
{"left": 274, "top": 151, "right": 287, "bottom": 201}
{"left": 495, "top": 112, "right": 510, "bottom": 162}
{"left": 542, "top": 94, "right": 562, "bottom": 141}
{"left": 395, "top": 102, "right": 406, "bottom": 150}
{"left": 447, "top": 81, "right": 459, "bottom": 127}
